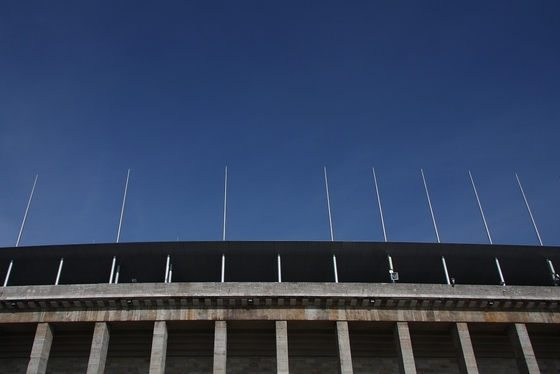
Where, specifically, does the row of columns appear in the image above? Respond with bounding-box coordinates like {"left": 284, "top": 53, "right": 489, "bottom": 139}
{"left": 24, "top": 320, "right": 541, "bottom": 374}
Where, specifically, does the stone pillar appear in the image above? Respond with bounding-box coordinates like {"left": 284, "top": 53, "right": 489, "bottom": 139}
{"left": 149, "top": 321, "right": 168, "bottom": 374}
{"left": 26, "top": 323, "right": 54, "bottom": 374}
{"left": 86, "top": 322, "right": 110, "bottom": 374}
{"left": 507, "top": 323, "right": 541, "bottom": 374}
{"left": 276, "top": 321, "right": 289, "bottom": 374}
{"left": 393, "top": 322, "right": 417, "bottom": 374}
{"left": 451, "top": 322, "right": 479, "bottom": 374}
{"left": 213, "top": 321, "right": 227, "bottom": 374}
{"left": 336, "top": 321, "right": 354, "bottom": 374}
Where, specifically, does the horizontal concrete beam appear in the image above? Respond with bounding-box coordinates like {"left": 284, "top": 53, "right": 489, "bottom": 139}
{"left": 1, "top": 283, "right": 559, "bottom": 303}
{"left": 1, "top": 305, "right": 560, "bottom": 324}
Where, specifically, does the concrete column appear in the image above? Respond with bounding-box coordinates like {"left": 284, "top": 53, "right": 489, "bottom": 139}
{"left": 86, "top": 322, "right": 110, "bottom": 374}
{"left": 507, "top": 323, "right": 541, "bottom": 374}
{"left": 149, "top": 321, "right": 168, "bottom": 374}
{"left": 213, "top": 321, "right": 227, "bottom": 374}
{"left": 276, "top": 321, "right": 289, "bottom": 374}
{"left": 26, "top": 323, "right": 54, "bottom": 374}
{"left": 393, "top": 322, "right": 417, "bottom": 374}
{"left": 451, "top": 323, "right": 479, "bottom": 374}
{"left": 336, "top": 321, "right": 354, "bottom": 374}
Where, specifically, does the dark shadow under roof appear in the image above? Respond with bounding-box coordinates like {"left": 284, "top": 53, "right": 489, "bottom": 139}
{"left": 0, "top": 241, "right": 559, "bottom": 287}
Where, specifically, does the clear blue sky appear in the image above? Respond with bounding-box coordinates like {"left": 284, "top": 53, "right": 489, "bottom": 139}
{"left": 1, "top": 1, "right": 559, "bottom": 247}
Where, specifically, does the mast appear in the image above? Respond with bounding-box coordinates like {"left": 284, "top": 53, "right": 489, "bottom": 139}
{"left": 222, "top": 166, "right": 228, "bottom": 241}
{"left": 324, "top": 167, "right": 334, "bottom": 241}
{"left": 421, "top": 169, "right": 440, "bottom": 243}
{"left": 468, "top": 171, "right": 493, "bottom": 244}
{"left": 372, "top": 168, "right": 387, "bottom": 242}
{"left": 16, "top": 174, "right": 38, "bottom": 247}
{"left": 116, "top": 169, "right": 130, "bottom": 243}
{"left": 515, "top": 173, "right": 543, "bottom": 246}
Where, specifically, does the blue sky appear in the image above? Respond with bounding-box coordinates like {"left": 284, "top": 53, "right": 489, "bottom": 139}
{"left": 1, "top": 1, "right": 559, "bottom": 247}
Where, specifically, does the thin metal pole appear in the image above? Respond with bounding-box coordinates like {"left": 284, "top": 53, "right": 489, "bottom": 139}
{"left": 164, "top": 255, "right": 170, "bottom": 283}
{"left": 388, "top": 255, "right": 395, "bottom": 283}
{"left": 109, "top": 256, "right": 116, "bottom": 284}
{"left": 547, "top": 259, "right": 559, "bottom": 286}
{"left": 324, "top": 167, "right": 334, "bottom": 241}
{"left": 116, "top": 169, "right": 130, "bottom": 243}
{"left": 221, "top": 254, "right": 225, "bottom": 282}
{"left": 547, "top": 259, "right": 557, "bottom": 275}
{"left": 55, "top": 258, "right": 64, "bottom": 285}
{"left": 372, "top": 167, "right": 387, "bottom": 242}
{"left": 16, "top": 174, "right": 38, "bottom": 247}
{"left": 168, "top": 264, "right": 173, "bottom": 283}
{"left": 515, "top": 173, "right": 543, "bottom": 246}
{"left": 222, "top": 166, "right": 228, "bottom": 241}
{"left": 495, "top": 257, "right": 506, "bottom": 285}
{"left": 421, "top": 169, "right": 440, "bottom": 243}
{"left": 277, "top": 254, "right": 282, "bottom": 283}
{"left": 332, "top": 254, "right": 339, "bottom": 283}
{"left": 221, "top": 168, "right": 227, "bottom": 282}
{"left": 441, "top": 256, "right": 451, "bottom": 285}
{"left": 3, "top": 260, "right": 14, "bottom": 287}
{"left": 115, "top": 265, "right": 120, "bottom": 284}
{"left": 469, "top": 171, "right": 493, "bottom": 244}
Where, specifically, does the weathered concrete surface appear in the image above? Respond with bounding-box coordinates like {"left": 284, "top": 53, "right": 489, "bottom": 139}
{"left": 149, "top": 321, "right": 168, "bottom": 374}
{"left": 451, "top": 322, "right": 479, "bottom": 374}
{"left": 508, "top": 323, "right": 541, "bottom": 374}
{"left": 213, "top": 321, "right": 227, "bottom": 374}
{"left": 394, "top": 322, "right": 417, "bottom": 374}
{"left": 86, "top": 322, "right": 110, "bottom": 374}
{"left": 1, "top": 307, "right": 559, "bottom": 324}
{"left": 2, "top": 283, "right": 560, "bottom": 302}
{"left": 336, "top": 321, "right": 354, "bottom": 374}
{"left": 276, "top": 321, "right": 289, "bottom": 374}
{"left": 26, "top": 323, "right": 53, "bottom": 374}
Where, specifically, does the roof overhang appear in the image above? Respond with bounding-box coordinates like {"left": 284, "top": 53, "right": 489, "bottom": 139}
{"left": 0, "top": 241, "right": 559, "bottom": 286}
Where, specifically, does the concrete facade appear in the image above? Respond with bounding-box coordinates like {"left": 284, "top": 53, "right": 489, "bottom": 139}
{"left": 0, "top": 282, "right": 558, "bottom": 373}
{"left": 1, "top": 240, "right": 559, "bottom": 373}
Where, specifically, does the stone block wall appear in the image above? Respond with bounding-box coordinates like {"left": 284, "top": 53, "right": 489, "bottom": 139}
{"left": 352, "top": 357, "right": 399, "bottom": 373}
{"left": 0, "top": 358, "right": 28, "bottom": 373}
{"left": 476, "top": 358, "right": 519, "bottom": 374}
{"left": 165, "top": 357, "right": 213, "bottom": 374}
{"left": 536, "top": 359, "right": 560, "bottom": 374}
{"left": 289, "top": 357, "right": 339, "bottom": 374}
{"left": 45, "top": 357, "right": 88, "bottom": 374}
{"left": 414, "top": 357, "right": 460, "bottom": 374}
{"left": 105, "top": 357, "right": 150, "bottom": 374}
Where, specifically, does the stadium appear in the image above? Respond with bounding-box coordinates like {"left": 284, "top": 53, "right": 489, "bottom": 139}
{"left": 0, "top": 239, "right": 559, "bottom": 374}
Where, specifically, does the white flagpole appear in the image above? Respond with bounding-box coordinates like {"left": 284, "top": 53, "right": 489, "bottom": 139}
{"left": 324, "top": 167, "right": 334, "bottom": 241}
{"left": 109, "top": 256, "right": 116, "bottom": 284}
{"left": 441, "top": 256, "right": 451, "bottom": 285}
{"left": 164, "top": 255, "right": 170, "bottom": 283}
{"left": 515, "top": 173, "right": 543, "bottom": 246}
{"left": 16, "top": 174, "right": 38, "bottom": 247}
{"left": 468, "top": 171, "right": 493, "bottom": 244}
{"left": 277, "top": 254, "right": 282, "bottom": 283}
{"left": 323, "top": 167, "right": 338, "bottom": 283}
{"left": 221, "top": 167, "right": 227, "bottom": 282}
{"left": 372, "top": 168, "right": 387, "bottom": 242}
{"left": 3, "top": 261, "right": 14, "bottom": 287}
{"left": 116, "top": 169, "right": 130, "bottom": 243}
{"left": 55, "top": 258, "right": 64, "bottom": 285}
{"left": 421, "top": 169, "right": 440, "bottom": 243}
{"left": 222, "top": 166, "right": 228, "bottom": 241}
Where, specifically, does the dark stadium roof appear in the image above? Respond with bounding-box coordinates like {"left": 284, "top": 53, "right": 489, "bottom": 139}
{"left": 0, "top": 241, "right": 559, "bottom": 287}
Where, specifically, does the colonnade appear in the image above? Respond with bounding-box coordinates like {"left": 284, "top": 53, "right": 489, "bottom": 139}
{"left": 22, "top": 320, "right": 542, "bottom": 374}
